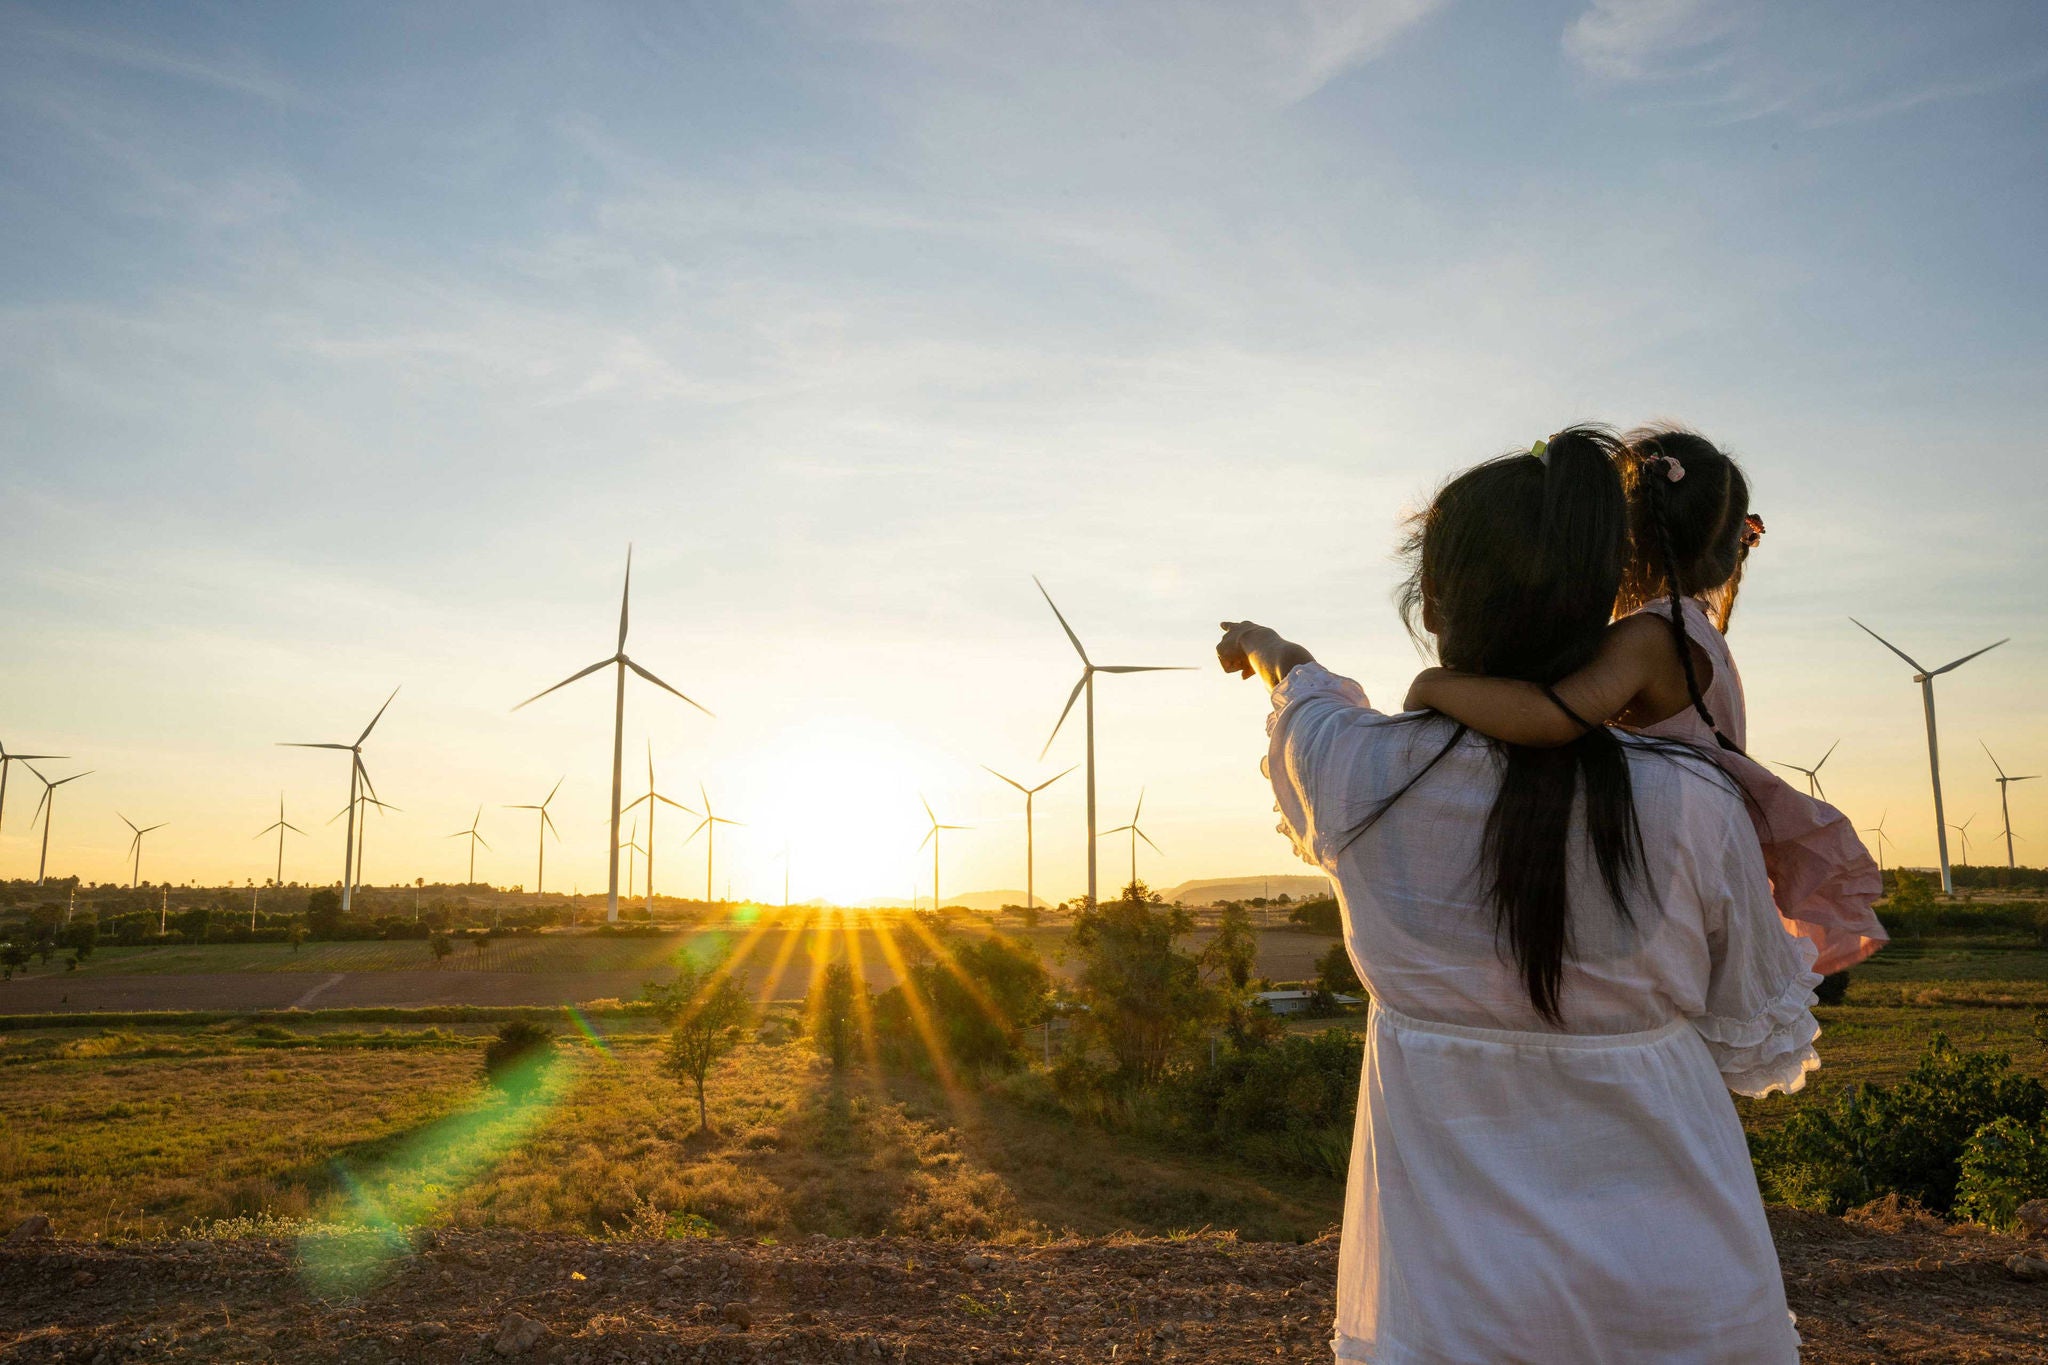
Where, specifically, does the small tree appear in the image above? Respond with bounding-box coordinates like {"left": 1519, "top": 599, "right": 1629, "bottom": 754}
{"left": 286, "top": 921, "right": 307, "bottom": 952}
{"left": 1070, "top": 882, "right": 1219, "bottom": 1089}
{"left": 1, "top": 943, "right": 29, "bottom": 978}
{"left": 646, "top": 953, "right": 753, "bottom": 1131}
{"left": 807, "top": 960, "right": 860, "bottom": 1071}
{"left": 1201, "top": 904, "right": 1257, "bottom": 993}
{"left": 472, "top": 931, "right": 490, "bottom": 964}
{"left": 430, "top": 933, "right": 454, "bottom": 969}
{"left": 1316, "top": 943, "right": 1362, "bottom": 996}
{"left": 306, "top": 888, "right": 343, "bottom": 939}
{"left": 483, "top": 1020, "right": 556, "bottom": 1097}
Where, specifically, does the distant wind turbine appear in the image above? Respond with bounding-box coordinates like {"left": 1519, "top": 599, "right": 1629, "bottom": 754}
{"left": 1771, "top": 739, "right": 1840, "bottom": 801}
{"left": 514, "top": 547, "right": 712, "bottom": 923}
{"left": 1850, "top": 620, "right": 2007, "bottom": 895}
{"left": 1983, "top": 742, "right": 2038, "bottom": 871}
{"left": 118, "top": 814, "right": 167, "bottom": 889}
{"left": 1035, "top": 577, "right": 1192, "bottom": 907}
{"left": 984, "top": 765, "right": 1074, "bottom": 911}
{"left": 918, "top": 795, "right": 969, "bottom": 913}
{"left": 281, "top": 688, "right": 399, "bottom": 914}
{"left": 619, "top": 743, "right": 696, "bottom": 912}
{"left": 25, "top": 765, "right": 91, "bottom": 885}
{"left": 254, "top": 794, "right": 306, "bottom": 887}
{"left": 447, "top": 806, "right": 490, "bottom": 885}
{"left": 1098, "top": 789, "right": 1161, "bottom": 891}
{"left": 0, "top": 741, "right": 66, "bottom": 849}
{"left": 1861, "top": 811, "right": 1898, "bottom": 876}
{"left": 505, "top": 778, "right": 564, "bottom": 896}
{"left": 331, "top": 792, "right": 399, "bottom": 890}
{"left": 683, "top": 783, "right": 743, "bottom": 905}
{"left": 622, "top": 816, "right": 648, "bottom": 902}
{"left": 1948, "top": 814, "right": 1978, "bottom": 867}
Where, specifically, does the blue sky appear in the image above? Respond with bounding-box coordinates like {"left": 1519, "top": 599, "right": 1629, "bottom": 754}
{"left": 2, "top": 0, "right": 2043, "bottom": 899}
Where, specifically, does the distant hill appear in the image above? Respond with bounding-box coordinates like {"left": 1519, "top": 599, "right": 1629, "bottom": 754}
{"left": 1159, "top": 875, "right": 1331, "bottom": 906}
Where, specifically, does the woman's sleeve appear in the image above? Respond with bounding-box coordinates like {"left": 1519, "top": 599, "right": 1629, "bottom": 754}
{"left": 1689, "top": 803, "right": 1824, "bottom": 1098}
{"left": 1264, "top": 662, "right": 1373, "bottom": 868}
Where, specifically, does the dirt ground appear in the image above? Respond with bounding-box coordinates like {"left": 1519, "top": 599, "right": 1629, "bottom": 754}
{"left": 2, "top": 1208, "right": 2043, "bottom": 1363}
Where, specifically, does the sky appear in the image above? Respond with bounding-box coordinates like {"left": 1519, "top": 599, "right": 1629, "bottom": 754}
{"left": 1, "top": 0, "right": 2043, "bottom": 905}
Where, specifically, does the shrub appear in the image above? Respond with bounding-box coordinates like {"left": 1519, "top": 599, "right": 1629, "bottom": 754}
{"left": 1288, "top": 897, "right": 1340, "bottom": 935}
{"left": 482, "top": 1020, "right": 556, "bottom": 1097}
{"left": 1751, "top": 1034, "right": 2048, "bottom": 1215}
{"left": 806, "top": 961, "right": 860, "bottom": 1071}
{"left": 1158, "top": 1030, "right": 1362, "bottom": 1177}
{"left": 1315, "top": 943, "right": 1363, "bottom": 996}
{"left": 1955, "top": 1116, "right": 2048, "bottom": 1233}
{"left": 1069, "top": 884, "right": 1218, "bottom": 1089}
{"left": 1814, "top": 971, "right": 1850, "bottom": 1006}
{"left": 874, "top": 934, "right": 1050, "bottom": 1075}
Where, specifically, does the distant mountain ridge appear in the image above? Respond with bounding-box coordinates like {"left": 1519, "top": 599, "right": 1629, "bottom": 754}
{"left": 936, "top": 876, "right": 1331, "bottom": 911}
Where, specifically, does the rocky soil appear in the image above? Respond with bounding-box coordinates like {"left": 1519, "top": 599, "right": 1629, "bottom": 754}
{"left": 1, "top": 1207, "right": 2044, "bottom": 1363}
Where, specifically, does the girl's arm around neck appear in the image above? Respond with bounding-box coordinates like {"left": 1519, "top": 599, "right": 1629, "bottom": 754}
{"left": 1402, "top": 615, "right": 1674, "bottom": 746}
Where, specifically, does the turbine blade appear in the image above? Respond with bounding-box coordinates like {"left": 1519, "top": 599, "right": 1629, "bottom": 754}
{"left": 1096, "top": 665, "right": 1196, "bottom": 674}
{"left": 1133, "top": 787, "right": 1145, "bottom": 823}
{"left": 545, "top": 776, "right": 564, "bottom": 806}
{"left": 921, "top": 793, "right": 936, "bottom": 824}
{"left": 1137, "top": 829, "right": 1162, "bottom": 854}
{"left": 1032, "top": 765, "right": 1079, "bottom": 793}
{"left": 513, "top": 658, "right": 614, "bottom": 711}
{"left": 618, "top": 545, "right": 632, "bottom": 652}
{"left": 1928, "top": 638, "right": 2009, "bottom": 676}
{"left": 143, "top": 823, "right": 167, "bottom": 834}
{"left": 983, "top": 766, "right": 1028, "bottom": 793}
{"left": 1814, "top": 739, "right": 1840, "bottom": 771}
{"left": 1982, "top": 740, "right": 2007, "bottom": 778}
{"left": 1100, "top": 824, "right": 1133, "bottom": 837}
{"left": 918, "top": 828, "right": 934, "bottom": 852}
{"left": 1848, "top": 618, "right": 1926, "bottom": 672}
{"left": 357, "top": 686, "right": 401, "bottom": 744}
{"left": 121, "top": 814, "right": 139, "bottom": 833}
{"left": 542, "top": 810, "right": 559, "bottom": 839}
{"left": 1040, "top": 672, "right": 1088, "bottom": 760}
{"left": 621, "top": 792, "right": 652, "bottom": 813}
{"left": 283, "top": 822, "right": 306, "bottom": 835}
{"left": 1768, "top": 760, "right": 1805, "bottom": 776}
{"left": 624, "top": 659, "right": 714, "bottom": 717}
{"left": 475, "top": 833, "right": 490, "bottom": 851}
{"left": 1033, "top": 576, "right": 1090, "bottom": 665}
{"left": 280, "top": 742, "right": 353, "bottom": 750}
{"left": 653, "top": 793, "right": 698, "bottom": 814}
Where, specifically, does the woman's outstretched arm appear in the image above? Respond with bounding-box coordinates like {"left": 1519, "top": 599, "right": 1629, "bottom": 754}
{"left": 1216, "top": 621, "right": 1315, "bottom": 690}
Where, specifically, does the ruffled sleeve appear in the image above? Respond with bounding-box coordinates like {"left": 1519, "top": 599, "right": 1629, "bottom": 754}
{"left": 1688, "top": 802, "right": 1824, "bottom": 1098}
{"left": 1264, "top": 662, "right": 1372, "bottom": 868}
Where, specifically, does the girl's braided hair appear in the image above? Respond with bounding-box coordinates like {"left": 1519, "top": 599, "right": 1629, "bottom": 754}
{"left": 1616, "top": 426, "right": 1751, "bottom": 753}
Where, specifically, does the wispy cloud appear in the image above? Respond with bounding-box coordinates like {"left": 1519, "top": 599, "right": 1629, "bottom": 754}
{"left": 16, "top": 18, "right": 314, "bottom": 109}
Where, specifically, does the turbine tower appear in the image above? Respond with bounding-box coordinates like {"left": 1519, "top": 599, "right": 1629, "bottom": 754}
{"left": 1983, "top": 742, "right": 2038, "bottom": 871}
{"left": 917, "top": 795, "right": 968, "bottom": 913}
{"left": 255, "top": 794, "right": 306, "bottom": 887}
{"left": 447, "top": 806, "right": 490, "bottom": 885}
{"left": 1860, "top": 811, "right": 1898, "bottom": 876}
{"left": 683, "top": 783, "right": 743, "bottom": 906}
{"left": 622, "top": 817, "right": 648, "bottom": 902}
{"left": 1098, "top": 788, "right": 1161, "bottom": 891}
{"left": 118, "top": 814, "right": 167, "bottom": 889}
{"left": 505, "top": 778, "right": 563, "bottom": 896}
{"left": 1851, "top": 620, "right": 2006, "bottom": 895}
{"left": 619, "top": 742, "right": 696, "bottom": 911}
{"left": 1771, "top": 740, "right": 1840, "bottom": 801}
{"left": 514, "top": 547, "right": 712, "bottom": 923}
{"left": 25, "top": 765, "right": 92, "bottom": 885}
{"left": 984, "top": 765, "right": 1074, "bottom": 911}
{"left": 0, "top": 742, "right": 66, "bottom": 852}
{"left": 281, "top": 687, "right": 398, "bottom": 914}
{"left": 331, "top": 792, "right": 399, "bottom": 890}
{"left": 1035, "top": 577, "right": 1191, "bottom": 907}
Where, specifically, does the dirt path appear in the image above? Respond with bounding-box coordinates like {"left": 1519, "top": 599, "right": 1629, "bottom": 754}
{"left": 1, "top": 1209, "right": 2042, "bottom": 1362}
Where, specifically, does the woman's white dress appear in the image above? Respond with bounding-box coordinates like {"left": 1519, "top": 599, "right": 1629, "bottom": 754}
{"left": 1265, "top": 663, "right": 1819, "bottom": 1364}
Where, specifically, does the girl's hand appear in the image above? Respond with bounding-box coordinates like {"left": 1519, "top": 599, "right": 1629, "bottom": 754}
{"left": 1217, "top": 621, "right": 1315, "bottom": 688}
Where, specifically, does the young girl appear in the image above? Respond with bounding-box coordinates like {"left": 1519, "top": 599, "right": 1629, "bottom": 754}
{"left": 1405, "top": 425, "right": 1886, "bottom": 974}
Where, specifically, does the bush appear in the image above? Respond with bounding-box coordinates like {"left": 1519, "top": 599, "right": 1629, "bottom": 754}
{"left": 806, "top": 961, "right": 860, "bottom": 1071}
{"left": 1955, "top": 1116, "right": 2048, "bottom": 1233}
{"left": 1158, "top": 1030, "right": 1362, "bottom": 1177}
{"left": 1752, "top": 1034, "right": 2048, "bottom": 1215}
{"left": 482, "top": 1021, "right": 556, "bottom": 1097}
{"left": 1814, "top": 971, "right": 1851, "bottom": 1006}
{"left": 874, "top": 934, "right": 1050, "bottom": 1075}
{"left": 1315, "top": 943, "right": 1363, "bottom": 997}
{"left": 1288, "top": 897, "right": 1340, "bottom": 935}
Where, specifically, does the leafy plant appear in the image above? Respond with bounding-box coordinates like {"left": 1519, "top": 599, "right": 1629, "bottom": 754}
{"left": 806, "top": 960, "right": 860, "bottom": 1071}
{"left": 646, "top": 951, "right": 752, "bottom": 1131}
{"left": 482, "top": 1020, "right": 556, "bottom": 1097}
{"left": 1954, "top": 1115, "right": 2048, "bottom": 1233}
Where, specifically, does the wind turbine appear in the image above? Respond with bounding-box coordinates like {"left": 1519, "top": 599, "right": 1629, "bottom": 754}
{"left": 683, "top": 783, "right": 743, "bottom": 905}
{"left": 917, "top": 795, "right": 969, "bottom": 913}
{"left": 254, "top": 794, "right": 306, "bottom": 887}
{"left": 1035, "top": 576, "right": 1192, "bottom": 906}
{"left": 281, "top": 688, "right": 398, "bottom": 914}
{"left": 25, "top": 765, "right": 91, "bottom": 885}
{"left": 1098, "top": 788, "right": 1161, "bottom": 891}
{"left": 983, "top": 765, "right": 1074, "bottom": 911}
{"left": 1861, "top": 811, "right": 1898, "bottom": 876}
{"left": 1983, "top": 742, "right": 2038, "bottom": 871}
{"left": 331, "top": 792, "right": 399, "bottom": 890}
{"left": 505, "top": 778, "right": 563, "bottom": 896}
{"left": 514, "top": 547, "right": 712, "bottom": 923}
{"left": 619, "top": 742, "right": 696, "bottom": 911}
{"left": 1771, "top": 740, "right": 1840, "bottom": 801}
{"left": 118, "top": 814, "right": 167, "bottom": 889}
{"left": 1947, "top": 814, "right": 1979, "bottom": 868}
{"left": 0, "top": 742, "right": 66, "bottom": 850}
{"left": 447, "top": 806, "right": 490, "bottom": 885}
{"left": 621, "top": 816, "right": 648, "bottom": 902}
{"left": 1850, "top": 620, "right": 2007, "bottom": 895}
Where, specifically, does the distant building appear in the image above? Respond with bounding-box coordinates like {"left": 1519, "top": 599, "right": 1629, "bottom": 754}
{"left": 1253, "top": 988, "right": 1363, "bottom": 1016}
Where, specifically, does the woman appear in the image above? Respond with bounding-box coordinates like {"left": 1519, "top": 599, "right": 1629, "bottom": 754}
{"left": 1216, "top": 427, "right": 1818, "bottom": 1364}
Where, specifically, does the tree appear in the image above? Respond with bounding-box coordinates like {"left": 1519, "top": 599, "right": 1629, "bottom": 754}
{"left": 306, "top": 888, "right": 343, "bottom": 939}
{"left": 483, "top": 1020, "right": 556, "bottom": 1097}
{"left": 472, "top": 931, "right": 491, "bottom": 964}
{"left": 287, "top": 921, "right": 307, "bottom": 952}
{"left": 645, "top": 953, "right": 753, "bottom": 1131}
{"left": 1070, "top": 881, "right": 1219, "bottom": 1088}
{"left": 1, "top": 943, "right": 29, "bottom": 978}
{"left": 430, "top": 933, "right": 454, "bottom": 969}
{"left": 1289, "top": 897, "right": 1341, "bottom": 935}
{"left": 807, "top": 960, "right": 860, "bottom": 1071}
{"left": 1201, "top": 904, "right": 1257, "bottom": 992}
{"left": 1316, "top": 943, "right": 1363, "bottom": 996}
{"left": 60, "top": 921, "right": 97, "bottom": 962}
{"left": 875, "top": 933, "right": 1051, "bottom": 1074}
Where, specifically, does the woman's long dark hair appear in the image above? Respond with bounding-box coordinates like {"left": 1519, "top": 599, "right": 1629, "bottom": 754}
{"left": 1348, "top": 426, "right": 1645, "bottom": 1024}
{"left": 1616, "top": 426, "right": 1752, "bottom": 753}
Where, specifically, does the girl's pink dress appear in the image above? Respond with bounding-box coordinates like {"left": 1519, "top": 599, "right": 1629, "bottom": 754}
{"left": 1630, "top": 597, "right": 1887, "bottom": 974}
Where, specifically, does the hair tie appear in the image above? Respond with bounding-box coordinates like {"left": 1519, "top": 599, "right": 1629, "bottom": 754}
{"left": 1644, "top": 453, "right": 1685, "bottom": 483}
{"left": 1530, "top": 438, "right": 1550, "bottom": 466}
{"left": 1740, "top": 512, "right": 1765, "bottom": 548}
